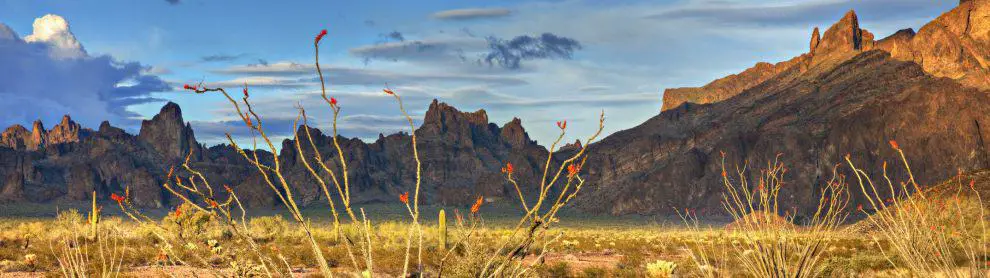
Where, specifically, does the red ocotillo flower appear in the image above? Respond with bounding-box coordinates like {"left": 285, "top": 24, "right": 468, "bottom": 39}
{"left": 330, "top": 97, "right": 338, "bottom": 106}
{"left": 399, "top": 191, "right": 409, "bottom": 205}
{"left": 556, "top": 120, "right": 567, "bottom": 130}
{"left": 315, "top": 29, "right": 328, "bottom": 44}
{"left": 208, "top": 199, "right": 219, "bottom": 208}
{"left": 471, "top": 196, "right": 484, "bottom": 214}
{"left": 173, "top": 206, "right": 183, "bottom": 218}
{"left": 223, "top": 184, "right": 233, "bottom": 193}
{"left": 501, "top": 162, "right": 514, "bottom": 175}
{"left": 567, "top": 163, "right": 579, "bottom": 178}
{"left": 383, "top": 88, "right": 395, "bottom": 95}
{"left": 110, "top": 193, "right": 125, "bottom": 204}
{"left": 183, "top": 84, "right": 196, "bottom": 91}
{"left": 244, "top": 113, "right": 254, "bottom": 128}
{"left": 243, "top": 87, "right": 249, "bottom": 98}
{"left": 971, "top": 179, "right": 977, "bottom": 190}
{"left": 856, "top": 204, "right": 864, "bottom": 211}
{"left": 889, "top": 140, "right": 900, "bottom": 150}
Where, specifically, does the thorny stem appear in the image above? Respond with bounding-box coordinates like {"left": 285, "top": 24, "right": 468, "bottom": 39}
{"left": 386, "top": 90, "right": 425, "bottom": 277}
{"left": 190, "top": 86, "right": 335, "bottom": 277}
{"left": 481, "top": 112, "right": 605, "bottom": 277}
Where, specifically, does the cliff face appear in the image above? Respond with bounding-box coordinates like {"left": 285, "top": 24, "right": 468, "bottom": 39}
{"left": 276, "top": 99, "right": 550, "bottom": 206}
{"left": 584, "top": 50, "right": 990, "bottom": 215}
{"left": 662, "top": 1, "right": 990, "bottom": 111}
{"left": 0, "top": 99, "right": 552, "bottom": 208}
{"left": 0, "top": 115, "right": 84, "bottom": 151}
{"left": 874, "top": 0, "right": 990, "bottom": 90}
{"left": 583, "top": 2, "right": 990, "bottom": 215}
{"left": 137, "top": 102, "right": 202, "bottom": 162}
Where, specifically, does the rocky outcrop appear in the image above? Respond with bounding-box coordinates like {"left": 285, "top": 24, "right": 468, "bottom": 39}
{"left": 1, "top": 115, "right": 84, "bottom": 151}
{"left": 663, "top": 1, "right": 990, "bottom": 111}
{"left": 1, "top": 125, "right": 33, "bottom": 151}
{"left": 276, "top": 99, "right": 550, "bottom": 206}
{"left": 0, "top": 98, "right": 554, "bottom": 208}
{"left": 137, "top": 102, "right": 201, "bottom": 161}
{"left": 30, "top": 121, "right": 46, "bottom": 150}
{"left": 585, "top": 50, "right": 990, "bottom": 215}
{"left": 47, "top": 115, "right": 81, "bottom": 145}
{"left": 810, "top": 10, "right": 874, "bottom": 65}
{"left": 810, "top": 27, "right": 821, "bottom": 54}
{"left": 871, "top": 0, "right": 990, "bottom": 90}
{"left": 661, "top": 55, "right": 811, "bottom": 111}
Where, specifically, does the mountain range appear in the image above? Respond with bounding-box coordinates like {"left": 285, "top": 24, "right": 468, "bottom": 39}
{"left": 2, "top": 1, "right": 989, "bottom": 217}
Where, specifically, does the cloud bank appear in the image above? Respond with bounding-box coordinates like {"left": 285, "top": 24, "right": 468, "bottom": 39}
{"left": 0, "top": 14, "right": 169, "bottom": 129}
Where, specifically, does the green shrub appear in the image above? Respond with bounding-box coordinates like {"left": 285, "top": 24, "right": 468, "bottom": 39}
{"left": 249, "top": 215, "right": 288, "bottom": 241}
{"left": 580, "top": 267, "right": 608, "bottom": 278}
{"left": 161, "top": 203, "right": 215, "bottom": 239}
{"left": 536, "top": 262, "right": 571, "bottom": 277}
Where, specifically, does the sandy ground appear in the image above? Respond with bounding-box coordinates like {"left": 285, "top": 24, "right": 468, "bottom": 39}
{"left": 2, "top": 252, "right": 625, "bottom": 277}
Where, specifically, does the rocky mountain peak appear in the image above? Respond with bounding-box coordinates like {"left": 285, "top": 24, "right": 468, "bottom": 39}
{"left": 500, "top": 117, "right": 533, "bottom": 148}
{"left": 1, "top": 125, "right": 32, "bottom": 150}
{"left": 423, "top": 99, "right": 489, "bottom": 127}
{"left": 810, "top": 27, "right": 821, "bottom": 53}
{"left": 418, "top": 99, "right": 494, "bottom": 143}
{"left": 47, "top": 114, "right": 81, "bottom": 145}
{"left": 870, "top": 0, "right": 990, "bottom": 89}
{"left": 559, "top": 139, "right": 583, "bottom": 152}
{"left": 30, "top": 120, "right": 46, "bottom": 149}
{"left": 812, "top": 10, "right": 875, "bottom": 64}
{"left": 138, "top": 102, "right": 200, "bottom": 161}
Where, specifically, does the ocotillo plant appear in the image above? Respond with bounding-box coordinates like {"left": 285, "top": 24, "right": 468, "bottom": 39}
{"left": 439, "top": 209, "right": 447, "bottom": 250}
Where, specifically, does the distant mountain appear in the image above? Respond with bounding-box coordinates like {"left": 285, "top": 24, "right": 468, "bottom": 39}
{"left": 580, "top": 1, "right": 990, "bottom": 215}
{"left": 0, "top": 99, "right": 552, "bottom": 209}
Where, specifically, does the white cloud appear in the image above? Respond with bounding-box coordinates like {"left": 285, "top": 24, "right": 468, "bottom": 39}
{"left": 23, "top": 14, "right": 87, "bottom": 59}
{"left": 0, "top": 15, "right": 169, "bottom": 130}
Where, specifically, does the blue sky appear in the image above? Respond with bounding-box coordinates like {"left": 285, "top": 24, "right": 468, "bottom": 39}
{"left": 0, "top": 0, "right": 957, "bottom": 147}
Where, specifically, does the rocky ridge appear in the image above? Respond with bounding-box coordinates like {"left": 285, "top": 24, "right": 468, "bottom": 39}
{"left": 662, "top": 1, "right": 990, "bottom": 111}
{"left": 585, "top": 2, "right": 990, "bottom": 215}
{"left": 0, "top": 99, "right": 552, "bottom": 208}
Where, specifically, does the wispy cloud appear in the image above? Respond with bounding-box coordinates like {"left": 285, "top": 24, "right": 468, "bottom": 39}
{"left": 207, "top": 61, "right": 528, "bottom": 87}
{"left": 432, "top": 8, "right": 512, "bottom": 21}
{"left": 350, "top": 37, "right": 486, "bottom": 64}
{"left": 482, "top": 33, "right": 582, "bottom": 70}
{"left": 647, "top": 0, "right": 947, "bottom": 27}
{"left": 200, "top": 53, "right": 247, "bottom": 62}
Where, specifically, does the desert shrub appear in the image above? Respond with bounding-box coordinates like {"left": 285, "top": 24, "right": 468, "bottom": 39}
{"left": 249, "top": 215, "right": 288, "bottom": 241}
{"left": 682, "top": 154, "right": 850, "bottom": 278}
{"left": 536, "top": 262, "right": 572, "bottom": 277}
{"left": 55, "top": 209, "right": 84, "bottom": 228}
{"left": 848, "top": 254, "right": 892, "bottom": 272}
{"left": 579, "top": 266, "right": 608, "bottom": 278}
{"left": 161, "top": 202, "right": 216, "bottom": 239}
{"left": 645, "top": 259, "right": 677, "bottom": 277}
{"left": 846, "top": 142, "right": 990, "bottom": 276}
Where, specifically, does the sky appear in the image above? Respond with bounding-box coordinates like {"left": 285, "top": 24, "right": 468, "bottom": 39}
{"left": 0, "top": 0, "right": 958, "bottom": 147}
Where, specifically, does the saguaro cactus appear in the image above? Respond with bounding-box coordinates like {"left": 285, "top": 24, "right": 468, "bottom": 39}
{"left": 438, "top": 209, "right": 447, "bottom": 250}
{"left": 88, "top": 190, "right": 100, "bottom": 239}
